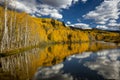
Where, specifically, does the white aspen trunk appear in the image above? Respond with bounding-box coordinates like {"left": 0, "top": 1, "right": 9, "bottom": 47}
{"left": 5, "top": 0, "right": 9, "bottom": 49}
{"left": 17, "top": 25, "right": 21, "bottom": 48}
{"left": 1, "top": 0, "right": 9, "bottom": 52}
{"left": 20, "top": 24, "right": 23, "bottom": 47}
{"left": 25, "top": 16, "right": 28, "bottom": 47}
{"left": 21, "top": 25, "right": 24, "bottom": 47}
{"left": 14, "top": 11, "right": 17, "bottom": 48}
{"left": 25, "top": 52, "right": 29, "bottom": 79}
{"left": 28, "top": 24, "right": 31, "bottom": 46}
{"left": 11, "top": 0, "right": 17, "bottom": 48}
{"left": 10, "top": 0, "right": 14, "bottom": 49}
{"left": 0, "top": 16, "right": 3, "bottom": 52}
{"left": 35, "top": 33, "right": 39, "bottom": 45}
{"left": 10, "top": 13, "right": 13, "bottom": 48}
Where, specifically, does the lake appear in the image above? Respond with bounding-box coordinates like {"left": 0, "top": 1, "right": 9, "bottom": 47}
{"left": 0, "top": 42, "right": 120, "bottom": 80}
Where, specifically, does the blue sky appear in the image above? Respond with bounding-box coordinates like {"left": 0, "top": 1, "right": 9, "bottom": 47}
{"left": 62, "top": 0, "right": 103, "bottom": 23}
{"left": 1, "top": 0, "right": 120, "bottom": 30}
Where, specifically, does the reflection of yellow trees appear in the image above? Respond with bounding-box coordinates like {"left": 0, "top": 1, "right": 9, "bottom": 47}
{"left": 89, "top": 42, "right": 118, "bottom": 52}
{"left": 39, "top": 42, "right": 89, "bottom": 66}
{"left": 0, "top": 43, "right": 90, "bottom": 80}
{"left": 0, "top": 42, "right": 118, "bottom": 80}
{"left": 0, "top": 48, "right": 41, "bottom": 80}
{"left": 38, "top": 42, "right": 117, "bottom": 66}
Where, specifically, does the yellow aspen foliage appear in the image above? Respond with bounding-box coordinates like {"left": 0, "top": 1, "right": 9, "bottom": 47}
{"left": 0, "top": 6, "right": 120, "bottom": 46}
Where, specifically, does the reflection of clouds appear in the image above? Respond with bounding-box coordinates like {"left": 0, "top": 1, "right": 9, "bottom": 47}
{"left": 67, "top": 52, "right": 92, "bottom": 61}
{"left": 84, "top": 49, "right": 120, "bottom": 80}
{"left": 52, "top": 63, "right": 64, "bottom": 70}
{"left": 34, "top": 63, "right": 73, "bottom": 80}
{"left": 66, "top": 49, "right": 120, "bottom": 79}
{"left": 34, "top": 49, "right": 120, "bottom": 80}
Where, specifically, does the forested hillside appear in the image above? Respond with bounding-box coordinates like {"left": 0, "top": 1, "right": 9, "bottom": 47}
{"left": 0, "top": 6, "right": 120, "bottom": 52}
{"left": 71, "top": 27, "right": 120, "bottom": 43}
{"left": 0, "top": 6, "right": 89, "bottom": 52}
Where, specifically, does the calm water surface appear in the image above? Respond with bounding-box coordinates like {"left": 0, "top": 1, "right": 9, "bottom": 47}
{"left": 0, "top": 42, "right": 120, "bottom": 80}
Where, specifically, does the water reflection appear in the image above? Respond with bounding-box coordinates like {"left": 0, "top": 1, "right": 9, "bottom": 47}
{"left": 34, "top": 63, "right": 74, "bottom": 80}
{"left": 84, "top": 49, "right": 120, "bottom": 80}
{"left": 34, "top": 49, "right": 120, "bottom": 80}
{"left": 0, "top": 48, "right": 41, "bottom": 80}
{"left": 0, "top": 42, "right": 119, "bottom": 80}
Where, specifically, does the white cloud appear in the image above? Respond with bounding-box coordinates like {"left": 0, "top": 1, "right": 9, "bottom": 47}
{"left": 0, "top": 0, "right": 80, "bottom": 19}
{"left": 96, "top": 25, "right": 108, "bottom": 30}
{"left": 84, "top": 0, "right": 120, "bottom": 25}
{"left": 81, "top": 0, "right": 87, "bottom": 3}
{"left": 36, "top": 4, "right": 63, "bottom": 19}
{"left": 96, "top": 24, "right": 120, "bottom": 31}
{"left": 107, "top": 22, "right": 120, "bottom": 30}
{"left": 69, "top": 23, "right": 92, "bottom": 29}
{"left": 109, "top": 20, "right": 117, "bottom": 23}
{"left": 41, "top": 0, "right": 79, "bottom": 9}
{"left": 0, "top": 0, "right": 37, "bottom": 14}
{"left": 50, "top": 12, "right": 63, "bottom": 19}
{"left": 9, "top": 0, "right": 36, "bottom": 13}
{"left": 66, "top": 21, "right": 71, "bottom": 25}
{"left": 108, "top": 22, "right": 120, "bottom": 27}
{"left": 73, "top": 0, "right": 79, "bottom": 4}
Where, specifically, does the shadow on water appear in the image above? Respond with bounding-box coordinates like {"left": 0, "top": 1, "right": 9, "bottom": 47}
{"left": 0, "top": 42, "right": 120, "bottom": 80}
